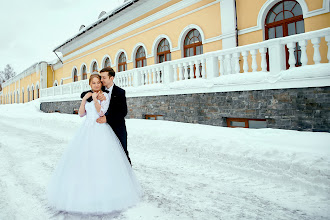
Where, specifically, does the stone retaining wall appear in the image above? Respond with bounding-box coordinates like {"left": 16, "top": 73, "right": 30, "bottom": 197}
{"left": 40, "top": 87, "right": 330, "bottom": 132}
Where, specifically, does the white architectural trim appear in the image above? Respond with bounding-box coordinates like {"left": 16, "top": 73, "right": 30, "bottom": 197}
{"left": 62, "top": 0, "right": 220, "bottom": 64}
{"left": 60, "top": 79, "right": 64, "bottom": 85}
{"left": 131, "top": 43, "right": 148, "bottom": 68}
{"left": 115, "top": 49, "right": 129, "bottom": 70}
{"left": 35, "top": 81, "right": 40, "bottom": 89}
{"left": 53, "top": 80, "right": 59, "bottom": 87}
{"left": 151, "top": 34, "right": 173, "bottom": 63}
{"left": 31, "top": 83, "right": 34, "bottom": 90}
{"left": 101, "top": 54, "right": 112, "bottom": 68}
{"left": 89, "top": 59, "right": 99, "bottom": 73}
{"left": 178, "top": 24, "right": 205, "bottom": 58}
{"left": 22, "top": 87, "right": 24, "bottom": 92}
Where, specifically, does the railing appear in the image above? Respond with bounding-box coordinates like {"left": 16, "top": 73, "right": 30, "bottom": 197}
{"left": 40, "top": 28, "right": 330, "bottom": 98}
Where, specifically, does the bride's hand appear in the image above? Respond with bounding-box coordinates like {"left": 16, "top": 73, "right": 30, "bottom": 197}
{"left": 97, "top": 92, "right": 106, "bottom": 101}
{"left": 92, "top": 91, "right": 99, "bottom": 100}
{"left": 83, "top": 92, "right": 92, "bottom": 100}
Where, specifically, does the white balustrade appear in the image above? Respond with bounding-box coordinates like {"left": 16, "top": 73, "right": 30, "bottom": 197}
{"left": 38, "top": 28, "right": 329, "bottom": 99}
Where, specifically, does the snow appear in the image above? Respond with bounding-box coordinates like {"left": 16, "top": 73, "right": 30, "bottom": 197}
{"left": 0, "top": 101, "right": 330, "bottom": 219}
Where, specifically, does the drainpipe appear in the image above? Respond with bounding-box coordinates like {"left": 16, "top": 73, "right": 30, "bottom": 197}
{"left": 53, "top": 50, "right": 63, "bottom": 64}
{"left": 234, "top": 0, "right": 239, "bottom": 47}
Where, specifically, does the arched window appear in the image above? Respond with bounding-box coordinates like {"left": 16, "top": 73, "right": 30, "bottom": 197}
{"left": 118, "top": 52, "right": 127, "bottom": 72}
{"left": 13, "top": 93, "right": 15, "bottom": 103}
{"left": 82, "top": 65, "right": 87, "bottom": 80}
{"left": 27, "top": 88, "right": 30, "bottom": 102}
{"left": 36, "top": 85, "right": 39, "bottom": 99}
{"left": 92, "top": 62, "right": 98, "bottom": 72}
{"left": 184, "top": 29, "right": 203, "bottom": 57}
{"left": 104, "top": 57, "right": 111, "bottom": 68}
{"left": 265, "top": 0, "right": 304, "bottom": 67}
{"left": 60, "top": 79, "right": 64, "bottom": 85}
{"left": 22, "top": 89, "right": 24, "bottom": 103}
{"left": 17, "top": 91, "right": 19, "bottom": 103}
{"left": 73, "top": 68, "right": 78, "bottom": 82}
{"left": 32, "top": 87, "right": 34, "bottom": 100}
{"left": 135, "top": 46, "right": 146, "bottom": 68}
{"left": 157, "top": 38, "right": 171, "bottom": 63}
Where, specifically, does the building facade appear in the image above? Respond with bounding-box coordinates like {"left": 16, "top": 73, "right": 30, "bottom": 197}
{"left": 1, "top": 0, "right": 330, "bottom": 130}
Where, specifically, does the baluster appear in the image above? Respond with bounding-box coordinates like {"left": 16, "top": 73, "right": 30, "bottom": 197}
{"left": 259, "top": 47, "right": 267, "bottom": 72}
{"left": 130, "top": 73, "right": 133, "bottom": 87}
{"left": 160, "top": 67, "right": 164, "bottom": 83}
{"left": 311, "top": 37, "right": 321, "bottom": 64}
{"left": 225, "top": 54, "right": 232, "bottom": 74}
{"left": 141, "top": 71, "right": 145, "bottom": 85}
{"left": 218, "top": 55, "right": 225, "bottom": 75}
{"left": 326, "top": 35, "right": 330, "bottom": 63}
{"left": 173, "top": 64, "right": 178, "bottom": 82}
{"left": 152, "top": 68, "right": 156, "bottom": 84}
{"left": 233, "top": 52, "right": 240, "bottom": 74}
{"left": 242, "top": 51, "right": 249, "bottom": 73}
{"left": 201, "top": 59, "right": 206, "bottom": 79}
{"left": 189, "top": 61, "right": 194, "bottom": 79}
{"left": 299, "top": 40, "right": 308, "bottom": 66}
{"left": 148, "top": 70, "right": 152, "bottom": 84}
{"left": 287, "top": 42, "right": 296, "bottom": 69}
{"left": 183, "top": 63, "right": 189, "bottom": 80}
{"left": 250, "top": 49, "right": 258, "bottom": 72}
{"left": 194, "top": 60, "right": 200, "bottom": 78}
{"left": 178, "top": 64, "right": 183, "bottom": 81}
{"left": 155, "top": 68, "right": 159, "bottom": 83}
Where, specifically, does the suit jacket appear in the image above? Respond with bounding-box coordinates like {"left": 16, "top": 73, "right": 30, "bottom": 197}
{"left": 80, "top": 85, "right": 128, "bottom": 149}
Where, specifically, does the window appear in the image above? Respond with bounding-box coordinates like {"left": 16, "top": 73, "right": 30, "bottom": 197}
{"left": 104, "top": 57, "right": 111, "bottom": 68}
{"left": 157, "top": 38, "right": 171, "bottom": 63}
{"left": 92, "top": 62, "right": 98, "bottom": 72}
{"left": 82, "top": 65, "right": 87, "bottom": 80}
{"left": 118, "top": 52, "right": 127, "bottom": 72}
{"left": 145, "top": 114, "right": 164, "bottom": 120}
{"left": 227, "top": 118, "right": 267, "bottom": 128}
{"left": 36, "top": 86, "right": 39, "bottom": 99}
{"left": 32, "top": 88, "right": 34, "bottom": 100}
{"left": 184, "top": 29, "right": 203, "bottom": 78}
{"left": 184, "top": 29, "right": 203, "bottom": 57}
{"left": 136, "top": 46, "right": 146, "bottom": 68}
{"left": 265, "top": 0, "right": 304, "bottom": 68}
{"left": 73, "top": 68, "right": 78, "bottom": 82}
{"left": 22, "top": 90, "right": 24, "bottom": 103}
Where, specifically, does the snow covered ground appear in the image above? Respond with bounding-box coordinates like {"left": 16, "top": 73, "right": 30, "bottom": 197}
{"left": 0, "top": 100, "right": 329, "bottom": 220}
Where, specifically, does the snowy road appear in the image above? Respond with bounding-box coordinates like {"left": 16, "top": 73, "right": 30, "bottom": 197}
{"left": 0, "top": 102, "right": 330, "bottom": 220}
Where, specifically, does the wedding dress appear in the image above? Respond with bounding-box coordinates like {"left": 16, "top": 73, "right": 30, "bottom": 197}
{"left": 46, "top": 93, "right": 142, "bottom": 214}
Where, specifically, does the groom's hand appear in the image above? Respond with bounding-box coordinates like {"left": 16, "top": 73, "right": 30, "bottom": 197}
{"left": 97, "top": 93, "right": 106, "bottom": 101}
{"left": 96, "top": 116, "right": 107, "bottom": 124}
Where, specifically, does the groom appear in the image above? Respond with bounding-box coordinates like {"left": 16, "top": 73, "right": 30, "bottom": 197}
{"left": 80, "top": 67, "right": 131, "bottom": 165}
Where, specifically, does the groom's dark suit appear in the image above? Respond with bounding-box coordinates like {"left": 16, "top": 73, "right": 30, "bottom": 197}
{"left": 81, "top": 85, "right": 131, "bottom": 164}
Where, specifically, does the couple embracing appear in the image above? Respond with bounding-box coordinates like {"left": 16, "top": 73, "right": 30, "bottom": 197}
{"left": 46, "top": 67, "right": 142, "bottom": 215}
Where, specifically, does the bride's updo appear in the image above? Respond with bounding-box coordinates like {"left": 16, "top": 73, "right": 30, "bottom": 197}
{"left": 89, "top": 72, "right": 101, "bottom": 84}
{"left": 85, "top": 72, "right": 109, "bottom": 102}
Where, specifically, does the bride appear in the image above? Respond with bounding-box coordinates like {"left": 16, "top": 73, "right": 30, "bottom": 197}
{"left": 46, "top": 73, "right": 142, "bottom": 214}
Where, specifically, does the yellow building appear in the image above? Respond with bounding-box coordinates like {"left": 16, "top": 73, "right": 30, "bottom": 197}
{"left": 1, "top": 0, "right": 329, "bottom": 104}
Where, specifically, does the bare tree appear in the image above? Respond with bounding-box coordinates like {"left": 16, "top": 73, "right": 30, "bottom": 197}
{"left": 3, "top": 64, "right": 16, "bottom": 80}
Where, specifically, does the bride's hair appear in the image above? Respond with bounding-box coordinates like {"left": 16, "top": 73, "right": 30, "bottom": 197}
{"left": 89, "top": 73, "right": 101, "bottom": 84}
{"left": 86, "top": 73, "right": 109, "bottom": 102}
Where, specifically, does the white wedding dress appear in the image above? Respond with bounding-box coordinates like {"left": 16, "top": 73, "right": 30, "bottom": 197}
{"left": 46, "top": 93, "right": 142, "bottom": 214}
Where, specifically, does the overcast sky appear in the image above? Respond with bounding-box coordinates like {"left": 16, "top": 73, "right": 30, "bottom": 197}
{"left": 0, "top": 0, "right": 124, "bottom": 75}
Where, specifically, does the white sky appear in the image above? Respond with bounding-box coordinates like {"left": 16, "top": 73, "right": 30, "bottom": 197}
{"left": 0, "top": 0, "right": 124, "bottom": 75}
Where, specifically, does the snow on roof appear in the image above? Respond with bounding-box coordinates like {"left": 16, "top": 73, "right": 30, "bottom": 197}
{"left": 53, "top": 0, "right": 140, "bottom": 52}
